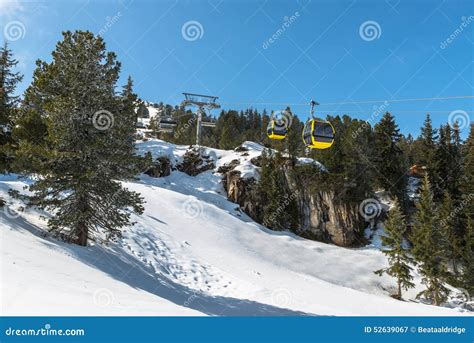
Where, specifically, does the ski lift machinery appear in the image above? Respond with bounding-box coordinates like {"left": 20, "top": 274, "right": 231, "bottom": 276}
{"left": 181, "top": 93, "right": 220, "bottom": 147}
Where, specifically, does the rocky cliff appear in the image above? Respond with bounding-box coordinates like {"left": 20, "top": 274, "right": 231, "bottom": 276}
{"left": 221, "top": 160, "right": 365, "bottom": 247}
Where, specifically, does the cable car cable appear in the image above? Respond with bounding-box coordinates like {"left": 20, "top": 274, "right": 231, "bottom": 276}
{"left": 220, "top": 95, "right": 474, "bottom": 107}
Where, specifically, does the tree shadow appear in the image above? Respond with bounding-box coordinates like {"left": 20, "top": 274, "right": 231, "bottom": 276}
{"left": 1, "top": 212, "right": 312, "bottom": 316}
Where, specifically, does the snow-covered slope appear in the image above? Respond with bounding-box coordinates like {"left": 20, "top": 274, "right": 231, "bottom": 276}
{"left": 136, "top": 102, "right": 162, "bottom": 128}
{"left": 0, "top": 140, "right": 470, "bottom": 316}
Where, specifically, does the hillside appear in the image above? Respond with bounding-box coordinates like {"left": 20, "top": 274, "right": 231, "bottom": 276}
{"left": 0, "top": 140, "right": 470, "bottom": 316}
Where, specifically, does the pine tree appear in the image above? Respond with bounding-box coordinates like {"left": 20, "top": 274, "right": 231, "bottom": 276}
{"left": 10, "top": 87, "right": 49, "bottom": 173}
{"left": 256, "top": 149, "right": 299, "bottom": 231}
{"left": 433, "top": 124, "right": 453, "bottom": 200}
{"left": 457, "top": 123, "right": 474, "bottom": 239}
{"left": 218, "top": 110, "right": 240, "bottom": 149}
{"left": 25, "top": 31, "right": 144, "bottom": 246}
{"left": 375, "top": 199, "right": 415, "bottom": 299}
{"left": 0, "top": 42, "right": 23, "bottom": 172}
{"left": 439, "top": 191, "right": 463, "bottom": 277}
{"left": 462, "top": 124, "right": 474, "bottom": 216}
{"left": 411, "top": 176, "right": 450, "bottom": 305}
{"left": 461, "top": 215, "right": 474, "bottom": 295}
{"left": 415, "top": 114, "right": 438, "bottom": 190}
{"left": 136, "top": 102, "right": 149, "bottom": 119}
{"left": 419, "top": 114, "right": 437, "bottom": 166}
{"left": 448, "top": 121, "right": 465, "bottom": 234}
{"left": 258, "top": 149, "right": 282, "bottom": 229}
{"left": 374, "top": 112, "right": 407, "bottom": 205}
{"left": 283, "top": 107, "right": 302, "bottom": 163}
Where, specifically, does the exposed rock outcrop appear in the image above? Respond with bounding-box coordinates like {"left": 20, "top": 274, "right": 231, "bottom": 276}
{"left": 223, "top": 170, "right": 260, "bottom": 220}
{"left": 144, "top": 156, "right": 172, "bottom": 178}
{"left": 177, "top": 149, "right": 215, "bottom": 176}
{"left": 220, "top": 160, "right": 365, "bottom": 247}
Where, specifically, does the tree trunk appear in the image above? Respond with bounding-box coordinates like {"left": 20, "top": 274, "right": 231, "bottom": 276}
{"left": 397, "top": 279, "right": 402, "bottom": 300}
{"left": 452, "top": 259, "right": 458, "bottom": 276}
{"left": 75, "top": 222, "right": 88, "bottom": 246}
{"left": 75, "top": 193, "right": 88, "bottom": 246}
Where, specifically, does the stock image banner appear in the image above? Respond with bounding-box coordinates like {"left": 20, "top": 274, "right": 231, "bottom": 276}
{"left": 0, "top": 0, "right": 473, "bottom": 342}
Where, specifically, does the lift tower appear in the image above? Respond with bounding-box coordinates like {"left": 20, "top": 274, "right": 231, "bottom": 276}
{"left": 181, "top": 93, "right": 220, "bottom": 147}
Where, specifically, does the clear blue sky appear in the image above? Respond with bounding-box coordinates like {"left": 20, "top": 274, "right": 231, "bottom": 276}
{"left": 1, "top": 0, "right": 473, "bottom": 137}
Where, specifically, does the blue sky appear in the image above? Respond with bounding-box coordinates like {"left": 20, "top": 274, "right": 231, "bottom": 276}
{"left": 1, "top": 0, "right": 473, "bottom": 137}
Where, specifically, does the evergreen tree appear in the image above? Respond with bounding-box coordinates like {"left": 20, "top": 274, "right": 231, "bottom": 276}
{"left": 136, "top": 102, "right": 149, "bottom": 119}
{"left": 461, "top": 215, "right": 474, "bottom": 295}
{"left": 399, "top": 133, "right": 416, "bottom": 167}
{"left": 373, "top": 113, "right": 407, "bottom": 205}
{"left": 448, "top": 121, "right": 465, "bottom": 236}
{"left": 419, "top": 114, "right": 438, "bottom": 167}
{"left": 10, "top": 82, "right": 49, "bottom": 173}
{"left": 218, "top": 110, "right": 240, "bottom": 149}
{"left": 256, "top": 149, "right": 299, "bottom": 231}
{"left": 375, "top": 199, "right": 415, "bottom": 299}
{"left": 411, "top": 176, "right": 450, "bottom": 305}
{"left": 433, "top": 124, "right": 453, "bottom": 199}
{"left": 25, "top": 31, "right": 144, "bottom": 246}
{"left": 283, "top": 107, "right": 302, "bottom": 163}
{"left": 0, "top": 42, "right": 23, "bottom": 172}
{"left": 258, "top": 149, "right": 282, "bottom": 228}
{"left": 439, "top": 191, "right": 463, "bottom": 276}
{"left": 462, "top": 124, "right": 474, "bottom": 217}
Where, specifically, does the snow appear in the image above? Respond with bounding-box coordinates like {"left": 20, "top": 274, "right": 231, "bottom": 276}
{"left": 296, "top": 157, "right": 326, "bottom": 171}
{"left": 407, "top": 176, "right": 421, "bottom": 201}
{"left": 0, "top": 139, "right": 471, "bottom": 316}
{"left": 364, "top": 222, "right": 386, "bottom": 250}
{"left": 136, "top": 103, "right": 162, "bottom": 128}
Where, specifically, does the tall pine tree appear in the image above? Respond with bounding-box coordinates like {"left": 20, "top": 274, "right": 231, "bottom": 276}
{"left": 0, "top": 42, "right": 23, "bottom": 172}
{"left": 419, "top": 114, "right": 437, "bottom": 166}
{"left": 411, "top": 176, "right": 450, "bottom": 305}
{"left": 375, "top": 199, "right": 415, "bottom": 300}
{"left": 374, "top": 112, "right": 407, "bottom": 205}
{"left": 439, "top": 191, "right": 463, "bottom": 277}
{"left": 461, "top": 124, "right": 474, "bottom": 219}
{"left": 25, "top": 31, "right": 144, "bottom": 246}
{"left": 461, "top": 215, "right": 474, "bottom": 295}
